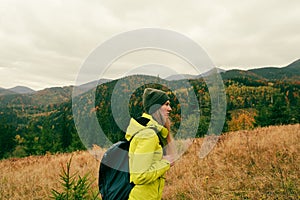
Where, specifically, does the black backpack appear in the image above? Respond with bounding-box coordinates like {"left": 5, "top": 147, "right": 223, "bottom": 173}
{"left": 98, "top": 139, "right": 135, "bottom": 200}
{"left": 98, "top": 126, "right": 163, "bottom": 200}
{"left": 98, "top": 129, "right": 148, "bottom": 200}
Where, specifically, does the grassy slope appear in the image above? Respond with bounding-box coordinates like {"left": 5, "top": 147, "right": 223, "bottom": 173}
{"left": 0, "top": 124, "right": 299, "bottom": 200}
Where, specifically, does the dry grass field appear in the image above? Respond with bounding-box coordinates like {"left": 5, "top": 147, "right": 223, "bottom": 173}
{"left": 1, "top": 124, "right": 299, "bottom": 200}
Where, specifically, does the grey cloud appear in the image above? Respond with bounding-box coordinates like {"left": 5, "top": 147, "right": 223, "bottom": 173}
{"left": 0, "top": 0, "right": 299, "bottom": 89}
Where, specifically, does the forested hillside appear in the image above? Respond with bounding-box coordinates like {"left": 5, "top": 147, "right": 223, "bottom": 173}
{"left": 0, "top": 60, "right": 299, "bottom": 159}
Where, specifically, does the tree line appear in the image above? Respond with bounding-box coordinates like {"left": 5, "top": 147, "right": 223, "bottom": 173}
{"left": 0, "top": 75, "right": 299, "bottom": 159}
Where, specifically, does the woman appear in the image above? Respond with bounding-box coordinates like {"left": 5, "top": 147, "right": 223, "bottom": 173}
{"left": 125, "top": 88, "right": 176, "bottom": 200}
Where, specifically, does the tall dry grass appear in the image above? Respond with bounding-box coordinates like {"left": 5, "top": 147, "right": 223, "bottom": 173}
{"left": 163, "top": 124, "right": 300, "bottom": 199}
{"left": 0, "top": 124, "right": 299, "bottom": 200}
{"left": 0, "top": 151, "right": 102, "bottom": 200}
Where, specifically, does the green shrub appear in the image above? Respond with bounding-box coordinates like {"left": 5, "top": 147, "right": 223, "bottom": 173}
{"left": 50, "top": 156, "right": 100, "bottom": 200}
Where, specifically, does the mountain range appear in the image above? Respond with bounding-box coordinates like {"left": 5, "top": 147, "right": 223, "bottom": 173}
{"left": 0, "top": 59, "right": 299, "bottom": 100}
{"left": 222, "top": 59, "right": 300, "bottom": 82}
{"left": 0, "top": 86, "right": 35, "bottom": 96}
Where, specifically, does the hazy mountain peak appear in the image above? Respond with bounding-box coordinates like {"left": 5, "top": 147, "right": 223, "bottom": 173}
{"left": 285, "top": 58, "right": 300, "bottom": 70}
{"left": 8, "top": 86, "right": 35, "bottom": 94}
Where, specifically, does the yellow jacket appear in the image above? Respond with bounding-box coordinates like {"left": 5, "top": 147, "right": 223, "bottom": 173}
{"left": 125, "top": 113, "right": 170, "bottom": 200}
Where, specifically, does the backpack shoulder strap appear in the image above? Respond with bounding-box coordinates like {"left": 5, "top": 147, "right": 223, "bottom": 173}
{"left": 128, "top": 127, "right": 149, "bottom": 143}
{"left": 128, "top": 130, "right": 141, "bottom": 143}
{"left": 129, "top": 126, "right": 164, "bottom": 147}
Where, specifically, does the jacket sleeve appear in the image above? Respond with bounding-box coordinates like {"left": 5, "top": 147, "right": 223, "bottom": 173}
{"left": 129, "top": 133, "right": 170, "bottom": 185}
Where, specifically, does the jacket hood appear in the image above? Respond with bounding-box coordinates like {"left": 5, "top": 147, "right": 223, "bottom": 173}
{"left": 125, "top": 113, "right": 168, "bottom": 141}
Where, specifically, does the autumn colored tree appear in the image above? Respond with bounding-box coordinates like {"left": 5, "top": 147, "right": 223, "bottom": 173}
{"left": 228, "top": 109, "right": 257, "bottom": 131}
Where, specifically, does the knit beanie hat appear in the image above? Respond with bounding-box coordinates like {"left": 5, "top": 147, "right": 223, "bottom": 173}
{"left": 143, "top": 88, "right": 169, "bottom": 114}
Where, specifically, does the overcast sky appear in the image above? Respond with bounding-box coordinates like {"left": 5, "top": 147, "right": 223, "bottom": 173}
{"left": 0, "top": 0, "right": 299, "bottom": 90}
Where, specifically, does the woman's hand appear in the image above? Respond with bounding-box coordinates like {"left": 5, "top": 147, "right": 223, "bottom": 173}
{"left": 164, "top": 117, "right": 171, "bottom": 131}
{"left": 163, "top": 154, "right": 177, "bottom": 167}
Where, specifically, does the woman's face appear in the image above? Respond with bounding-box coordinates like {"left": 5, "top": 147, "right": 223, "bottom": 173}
{"left": 159, "top": 100, "right": 172, "bottom": 118}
